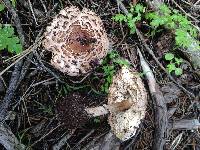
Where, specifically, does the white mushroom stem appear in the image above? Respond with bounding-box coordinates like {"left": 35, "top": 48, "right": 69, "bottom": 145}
{"left": 85, "top": 105, "right": 109, "bottom": 117}
{"left": 85, "top": 100, "right": 133, "bottom": 117}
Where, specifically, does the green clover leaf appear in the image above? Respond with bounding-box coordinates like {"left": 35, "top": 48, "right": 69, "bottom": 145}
{"left": 0, "top": 3, "right": 5, "bottom": 12}
{"left": 175, "top": 68, "right": 183, "bottom": 76}
{"left": 167, "top": 63, "right": 176, "bottom": 73}
{"left": 165, "top": 53, "right": 174, "bottom": 61}
{"left": 0, "top": 25, "right": 23, "bottom": 54}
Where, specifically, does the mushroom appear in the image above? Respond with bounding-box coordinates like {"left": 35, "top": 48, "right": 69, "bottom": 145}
{"left": 56, "top": 66, "right": 147, "bottom": 141}
{"left": 107, "top": 66, "right": 147, "bottom": 141}
{"left": 86, "top": 66, "right": 147, "bottom": 141}
{"left": 42, "top": 6, "right": 109, "bottom": 76}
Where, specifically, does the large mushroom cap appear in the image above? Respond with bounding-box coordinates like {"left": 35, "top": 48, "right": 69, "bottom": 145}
{"left": 42, "top": 6, "right": 109, "bottom": 76}
{"left": 108, "top": 66, "right": 147, "bottom": 141}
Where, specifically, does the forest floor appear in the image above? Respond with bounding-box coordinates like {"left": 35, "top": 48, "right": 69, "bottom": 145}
{"left": 0, "top": 0, "right": 199, "bottom": 149}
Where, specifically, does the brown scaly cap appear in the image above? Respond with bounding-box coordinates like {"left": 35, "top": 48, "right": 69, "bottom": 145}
{"left": 42, "top": 6, "right": 109, "bottom": 76}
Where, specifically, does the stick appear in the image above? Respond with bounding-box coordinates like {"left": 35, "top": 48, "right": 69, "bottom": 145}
{"left": 82, "top": 132, "right": 121, "bottom": 150}
{"left": 0, "top": 32, "right": 43, "bottom": 122}
{"left": 0, "top": 0, "right": 26, "bottom": 122}
{"left": 0, "top": 124, "right": 25, "bottom": 150}
{"left": 169, "top": 119, "right": 200, "bottom": 130}
{"left": 28, "top": 124, "right": 62, "bottom": 148}
{"left": 137, "top": 47, "right": 168, "bottom": 150}
{"left": 27, "top": 0, "right": 38, "bottom": 25}
{"left": 52, "top": 130, "right": 75, "bottom": 150}
{"left": 0, "top": 61, "right": 23, "bottom": 122}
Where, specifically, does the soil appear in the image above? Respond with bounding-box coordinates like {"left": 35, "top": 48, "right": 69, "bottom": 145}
{"left": 56, "top": 92, "right": 106, "bottom": 129}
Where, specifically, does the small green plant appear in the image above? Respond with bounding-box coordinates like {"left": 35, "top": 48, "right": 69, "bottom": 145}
{"left": 17, "top": 128, "right": 31, "bottom": 147}
{"left": 145, "top": 4, "right": 199, "bottom": 49}
{"left": 0, "top": 0, "right": 16, "bottom": 11}
{"left": 164, "top": 53, "right": 183, "bottom": 76}
{"left": 112, "top": 4, "right": 145, "bottom": 34}
{"left": 0, "top": 2, "right": 22, "bottom": 54}
{"left": 113, "top": 3, "right": 199, "bottom": 76}
{"left": 0, "top": 3, "right": 5, "bottom": 11}
{"left": 101, "top": 50, "right": 130, "bottom": 93}
{"left": 113, "top": 3, "right": 199, "bottom": 49}
{"left": 0, "top": 25, "right": 23, "bottom": 54}
{"left": 34, "top": 100, "right": 53, "bottom": 115}
{"left": 10, "top": 0, "right": 17, "bottom": 7}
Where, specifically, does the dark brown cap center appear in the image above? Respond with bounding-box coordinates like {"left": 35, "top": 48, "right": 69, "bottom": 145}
{"left": 68, "top": 25, "right": 96, "bottom": 54}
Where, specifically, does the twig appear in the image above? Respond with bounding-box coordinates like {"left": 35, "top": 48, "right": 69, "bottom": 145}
{"left": 69, "top": 72, "right": 92, "bottom": 83}
{"left": 18, "top": 0, "right": 44, "bottom": 18}
{"left": 169, "top": 119, "right": 200, "bottom": 130}
{"left": 0, "top": 124, "right": 25, "bottom": 150}
{"left": 39, "top": 0, "right": 47, "bottom": 13}
{"left": 72, "top": 129, "right": 95, "bottom": 150}
{"left": 194, "top": 0, "right": 200, "bottom": 5}
{"left": 30, "top": 77, "right": 55, "bottom": 87}
{"left": 0, "top": 0, "right": 26, "bottom": 122}
{"left": 52, "top": 130, "right": 75, "bottom": 150}
{"left": 16, "top": 29, "right": 44, "bottom": 87}
{"left": 0, "top": 31, "right": 43, "bottom": 77}
{"left": 0, "top": 49, "right": 31, "bottom": 76}
{"left": 116, "top": 0, "right": 128, "bottom": 14}
{"left": 28, "top": 124, "right": 62, "bottom": 148}
{"left": 16, "top": 54, "right": 33, "bottom": 88}
{"left": 137, "top": 47, "right": 168, "bottom": 150}
{"left": 0, "top": 60, "right": 23, "bottom": 122}
{"left": 34, "top": 51, "right": 65, "bottom": 83}
{"left": 170, "top": 132, "right": 183, "bottom": 150}
{"left": 171, "top": 0, "right": 199, "bottom": 23}
{"left": 171, "top": 0, "right": 200, "bottom": 33}
{"left": 0, "top": 75, "right": 7, "bottom": 89}
{"left": 27, "top": 0, "right": 38, "bottom": 25}
{"left": 0, "top": 36, "right": 43, "bottom": 122}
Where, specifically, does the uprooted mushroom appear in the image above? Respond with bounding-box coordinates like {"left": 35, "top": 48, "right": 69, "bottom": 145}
{"left": 42, "top": 6, "right": 110, "bottom": 76}
{"left": 56, "top": 66, "right": 147, "bottom": 141}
